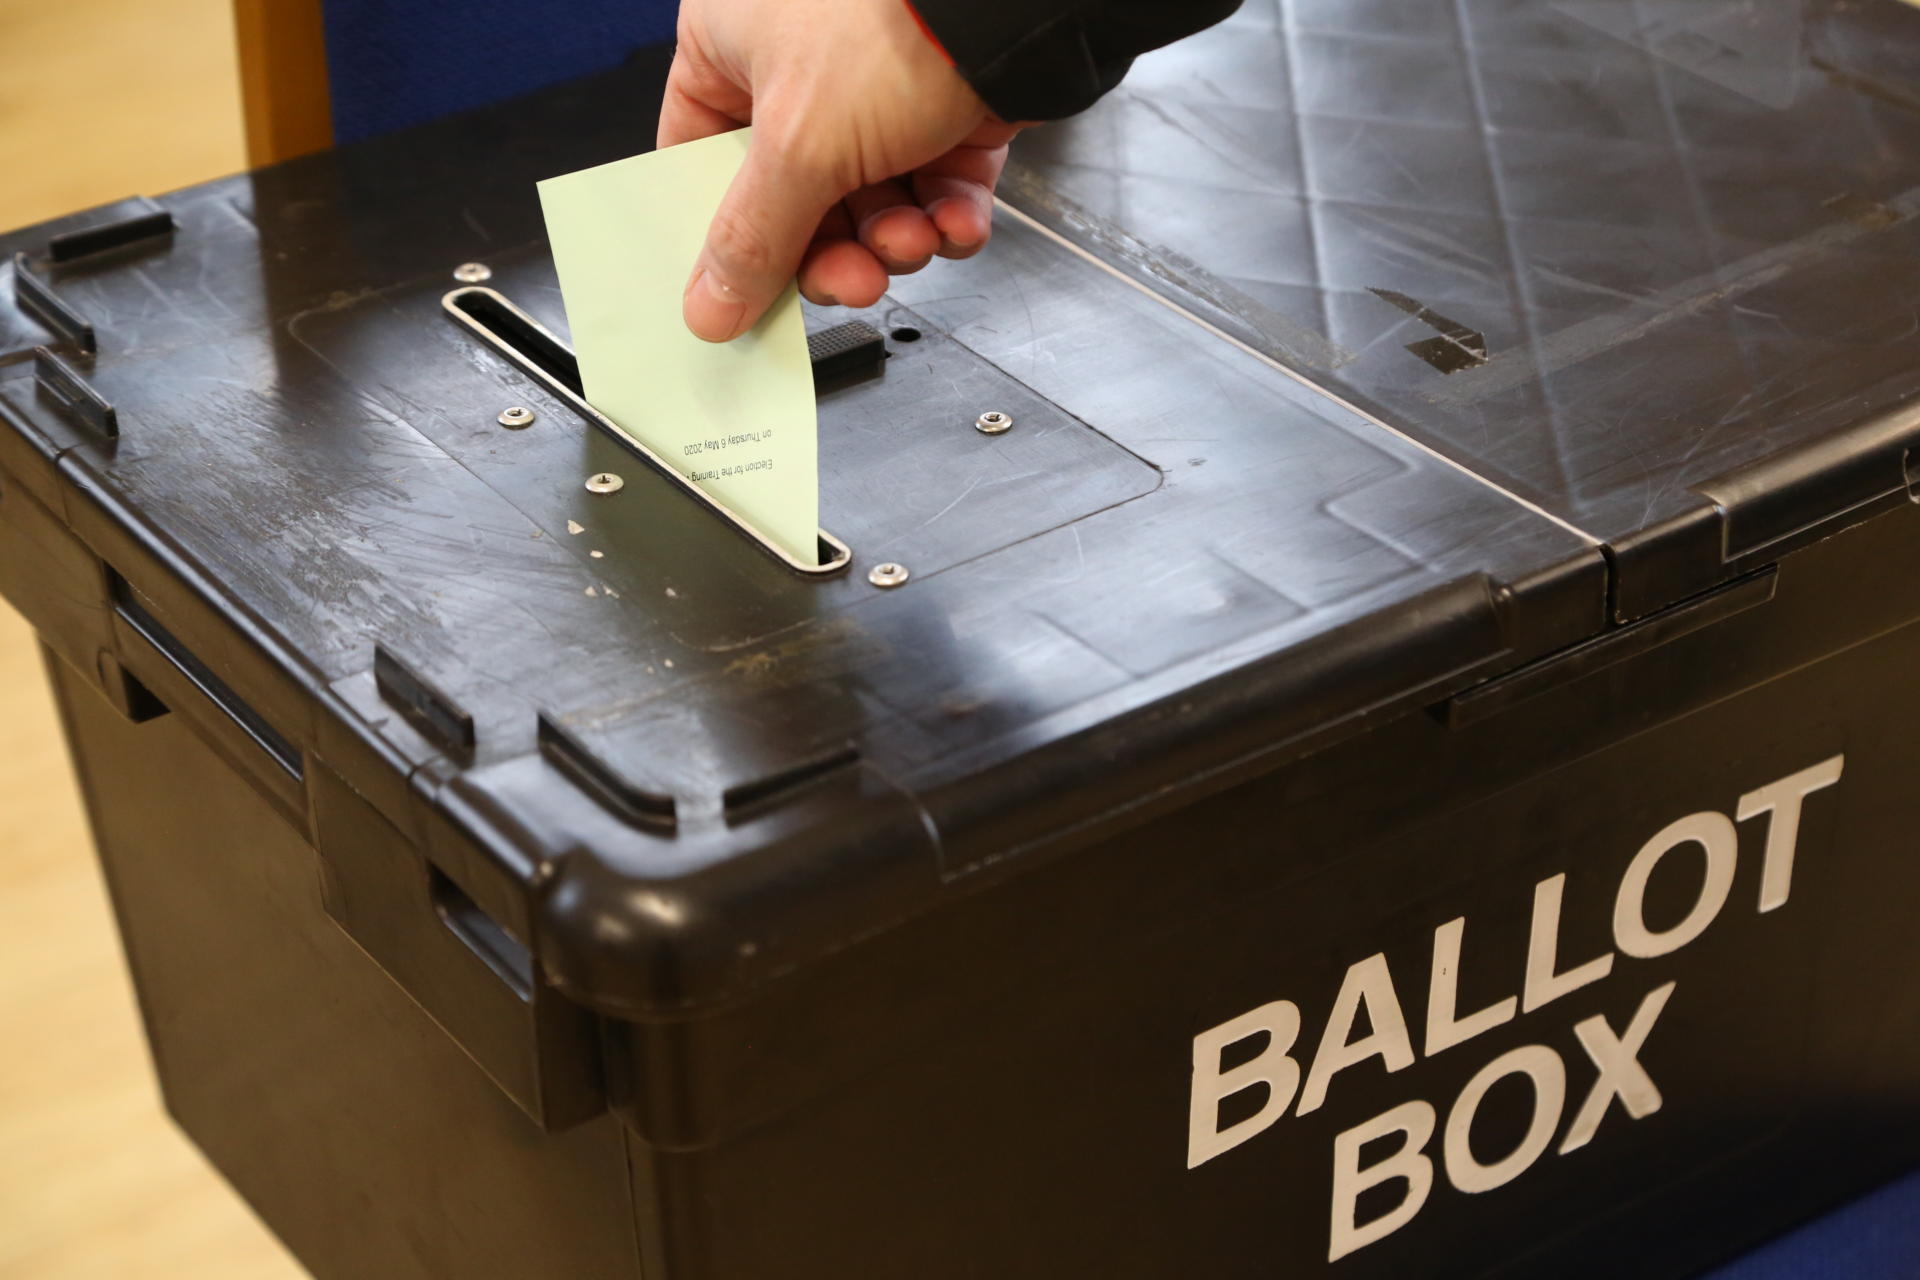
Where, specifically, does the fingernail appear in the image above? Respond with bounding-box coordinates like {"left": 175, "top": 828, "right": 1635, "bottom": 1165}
{"left": 684, "top": 268, "right": 747, "bottom": 342}
{"left": 930, "top": 198, "right": 982, "bottom": 249}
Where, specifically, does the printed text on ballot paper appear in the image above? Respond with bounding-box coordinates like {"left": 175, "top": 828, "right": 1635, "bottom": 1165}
{"left": 683, "top": 429, "right": 778, "bottom": 483}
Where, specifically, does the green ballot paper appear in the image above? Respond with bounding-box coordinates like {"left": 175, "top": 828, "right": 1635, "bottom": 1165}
{"left": 538, "top": 131, "right": 820, "bottom": 567}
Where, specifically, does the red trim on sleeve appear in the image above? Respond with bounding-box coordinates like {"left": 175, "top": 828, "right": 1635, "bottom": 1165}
{"left": 904, "top": 1, "right": 956, "bottom": 65}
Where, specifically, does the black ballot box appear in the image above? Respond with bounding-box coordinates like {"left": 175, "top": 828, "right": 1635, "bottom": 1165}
{"left": 5, "top": 5, "right": 1920, "bottom": 1276}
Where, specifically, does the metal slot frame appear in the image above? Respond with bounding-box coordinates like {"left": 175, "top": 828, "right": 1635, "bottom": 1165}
{"left": 443, "top": 285, "right": 851, "bottom": 578}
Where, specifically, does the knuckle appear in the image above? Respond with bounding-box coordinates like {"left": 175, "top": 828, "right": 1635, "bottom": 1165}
{"left": 707, "top": 205, "right": 779, "bottom": 281}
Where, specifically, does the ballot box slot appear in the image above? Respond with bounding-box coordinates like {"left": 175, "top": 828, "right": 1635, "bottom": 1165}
{"left": 447, "top": 286, "right": 585, "bottom": 397}
{"left": 443, "top": 285, "right": 853, "bottom": 578}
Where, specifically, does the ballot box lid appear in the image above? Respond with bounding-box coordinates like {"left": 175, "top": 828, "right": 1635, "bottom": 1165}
{"left": 0, "top": 29, "right": 1909, "bottom": 1043}
{"left": 999, "top": 0, "right": 1920, "bottom": 623}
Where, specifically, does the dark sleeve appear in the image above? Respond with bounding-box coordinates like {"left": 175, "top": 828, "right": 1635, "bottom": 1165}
{"left": 909, "top": 0, "right": 1244, "bottom": 122}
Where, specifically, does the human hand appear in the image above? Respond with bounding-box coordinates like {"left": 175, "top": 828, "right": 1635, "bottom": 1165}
{"left": 660, "top": 0, "right": 1022, "bottom": 342}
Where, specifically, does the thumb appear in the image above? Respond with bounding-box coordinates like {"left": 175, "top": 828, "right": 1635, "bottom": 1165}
{"left": 686, "top": 134, "right": 844, "bottom": 343}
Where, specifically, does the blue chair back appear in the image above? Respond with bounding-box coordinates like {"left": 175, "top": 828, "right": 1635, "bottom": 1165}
{"left": 320, "top": 0, "right": 679, "bottom": 142}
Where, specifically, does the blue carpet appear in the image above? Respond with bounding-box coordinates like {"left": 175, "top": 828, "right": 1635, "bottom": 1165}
{"left": 1707, "top": 1167, "right": 1920, "bottom": 1278}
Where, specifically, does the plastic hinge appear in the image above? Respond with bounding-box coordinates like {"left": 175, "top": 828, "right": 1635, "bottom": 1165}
{"left": 33, "top": 348, "right": 117, "bottom": 439}
{"left": 12, "top": 253, "right": 96, "bottom": 355}
{"left": 926, "top": 573, "right": 1517, "bottom": 878}
{"left": 1610, "top": 399, "right": 1920, "bottom": 622}
{"left": 1446, "top": 568, "right": 1777, "bottom": 728}
{"left": 373, "top": 644, "right": 477, "bottom": 755}
{"left": 537, "top": 713, "right": 678, "bottom": 828}
{"left": 722, "top": 743, "right": 862, "bottom": 816}
{"left": 46, "top": 200, "right": 176, "bottom": 264}
{"left": 1697, "top": 399, "right": 1920, "bottom": 565}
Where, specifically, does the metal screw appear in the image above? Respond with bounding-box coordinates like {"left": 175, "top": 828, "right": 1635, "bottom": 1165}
{"left": 975, "top": 411, "right": 1012, "bottom": 435}
{"left": 585, "top": 472, "right": 625, "bottom": 495}
{"left": 498, "top": 406, "right": 535, "bottom": 429}
{"left": 453, "top": 262, "right": 493, "bottom": 284}
{"left": 868, "top": 562, "right": 910, "bottom": 589}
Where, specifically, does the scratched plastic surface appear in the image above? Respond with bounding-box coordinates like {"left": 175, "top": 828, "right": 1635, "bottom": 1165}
{"left": 1006, "top": 0, "right": 1920, "bottom": 575}
{"left": 0, "top": 49, "right": 1605, "bottom": 1006}
{"left": 1, "top": 29, "right": 1918, "bottom": 1280}
{"left": 0, "top": 6, "right": 1915, "bottom": 1003}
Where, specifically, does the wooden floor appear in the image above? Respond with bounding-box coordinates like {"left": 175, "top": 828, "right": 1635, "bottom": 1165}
{"left": 0, "top": 2, "right": 302, "bottom": 1275}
